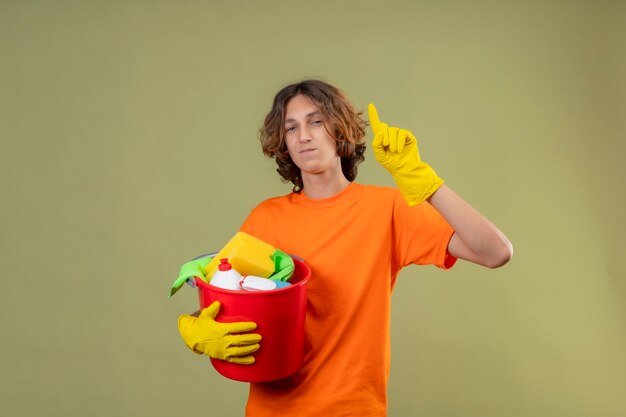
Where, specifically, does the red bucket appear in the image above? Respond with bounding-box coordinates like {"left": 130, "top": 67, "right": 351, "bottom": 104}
{"left": 195, "top": 256, "right": 310, "bottom": 382}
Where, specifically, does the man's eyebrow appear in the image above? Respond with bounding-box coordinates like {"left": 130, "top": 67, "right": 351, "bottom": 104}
{"left": 285, "top": 111, "right": 322, "bottom": 124}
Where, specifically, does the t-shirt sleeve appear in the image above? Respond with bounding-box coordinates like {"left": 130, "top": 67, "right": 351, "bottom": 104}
{"left": 239, "top": 212, "right": 253, "bottom": 234}
{"left": 391, "top": 191, "right": 457, "bottom": 270}
{"left": 238, "top": 203, "right": 274, "bottom": 245}
{"left": 239, "top": 206, "right": 262, "bottom": 237}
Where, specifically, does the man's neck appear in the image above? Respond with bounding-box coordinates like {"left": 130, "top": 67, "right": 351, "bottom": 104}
{"left": 301, "top": 172, "right": 350, "bottom": 200}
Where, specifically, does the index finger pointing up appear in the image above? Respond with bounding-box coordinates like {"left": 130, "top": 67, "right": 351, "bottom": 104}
{"left": 368, "top": 103, "right": 382, "bottom": 134}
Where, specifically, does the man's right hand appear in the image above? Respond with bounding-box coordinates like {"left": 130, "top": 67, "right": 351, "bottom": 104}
{"left": 178, "top": 301, "right": 261, "bottom": 365}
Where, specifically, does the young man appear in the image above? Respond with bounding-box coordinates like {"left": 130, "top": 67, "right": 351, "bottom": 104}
{"left": 179, "top": 80, "right": 513, "bottom": 416}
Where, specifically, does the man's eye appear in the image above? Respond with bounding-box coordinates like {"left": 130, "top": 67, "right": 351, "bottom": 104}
{"left": 286, "top": 126, "right": 296, "bottom": 132}
{"left": 311, "top": 120, "right": 322, "bottom": 125}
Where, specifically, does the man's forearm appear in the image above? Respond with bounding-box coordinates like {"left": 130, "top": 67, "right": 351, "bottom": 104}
{"left": 428, "top": 184, "right": 513, "bottom": 268}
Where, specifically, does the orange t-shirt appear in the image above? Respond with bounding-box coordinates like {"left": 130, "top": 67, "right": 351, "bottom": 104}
{"left": 240, "top": 183, "right": 456, "bottom": 417}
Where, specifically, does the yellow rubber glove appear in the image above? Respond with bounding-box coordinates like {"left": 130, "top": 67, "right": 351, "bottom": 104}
{"left": 178, "top": 301, "right": 261, "bottom": 365}
{"left": 368, "top": 103, "right": 444, "bottom": 206}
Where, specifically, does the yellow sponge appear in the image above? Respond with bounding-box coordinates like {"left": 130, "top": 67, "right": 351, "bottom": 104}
{"left": 205, "top": 232, "right": 275, "bottom": 280}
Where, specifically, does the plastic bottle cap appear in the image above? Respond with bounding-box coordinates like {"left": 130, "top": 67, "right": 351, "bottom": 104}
{"left": 218, "top": 258, "right": 232, "bottom": 271}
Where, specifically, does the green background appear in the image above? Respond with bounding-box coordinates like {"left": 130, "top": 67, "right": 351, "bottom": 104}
{"left": 1, "top": 1, "right": 625, "bottom": 416}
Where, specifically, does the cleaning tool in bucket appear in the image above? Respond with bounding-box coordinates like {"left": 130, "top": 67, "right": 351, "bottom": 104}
{"left": 169, "top": 250, "right": 295, "bottom": 296}
{"left": 195, "top": 255, "right": 310, "bottom": 382}
{"left": 204, "top": 232, "right": 276, "bottom": 280}
{"left": 240, "top": 275, "right": 291, "bottom": 291}
{"left": 169, "top": 255, "right": 211, "bottom": 297}
{"left": 268, "top": 249, "right": 295, "bottom": 282}
{"left": 209, "top": 259, "right": 243, "bottom": 291}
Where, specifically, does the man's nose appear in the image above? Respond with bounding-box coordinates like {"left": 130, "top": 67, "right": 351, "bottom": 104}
{"left": 298, "top": 125, "right": 311, "bottom": 142}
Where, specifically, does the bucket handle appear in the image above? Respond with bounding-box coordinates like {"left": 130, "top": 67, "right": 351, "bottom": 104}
{"left": 185, "top": 251, "right": 304, "bottom": 288}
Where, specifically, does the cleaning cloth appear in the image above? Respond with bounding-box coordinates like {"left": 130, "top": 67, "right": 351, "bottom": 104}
{"left": 268, "top": 249, "right": 295, "bottom": 282}
{"left": 169, "top": 255, "right": 211, "bottom": 297}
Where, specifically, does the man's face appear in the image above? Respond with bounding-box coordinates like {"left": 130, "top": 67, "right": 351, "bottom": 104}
{"left": 283, "top": 94, "right": 340, "bottom": 176}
